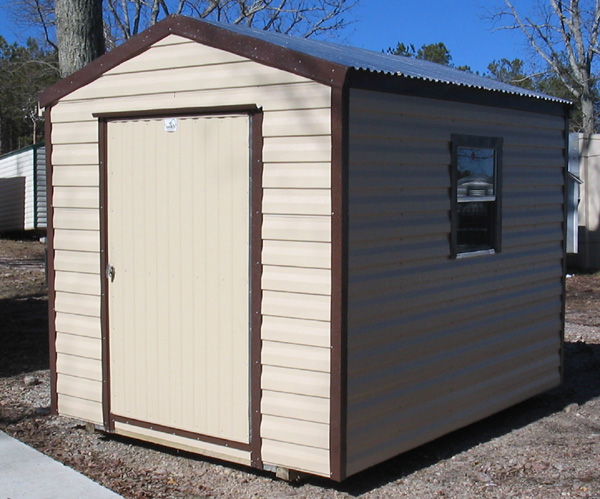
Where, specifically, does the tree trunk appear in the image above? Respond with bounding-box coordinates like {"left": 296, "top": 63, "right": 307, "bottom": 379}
{"left": 55, "top": 0, "right": 105, "bottom": 77}
{"left": 581, "top": 89, "right": 595, "bottom": 135}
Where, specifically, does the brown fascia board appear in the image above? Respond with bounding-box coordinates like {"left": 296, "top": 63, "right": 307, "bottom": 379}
{"left": 345, "top": 68, "right": 572, "bottom": 118}
{"left": 39, "top": 14, "right": 349, "bottom": 108}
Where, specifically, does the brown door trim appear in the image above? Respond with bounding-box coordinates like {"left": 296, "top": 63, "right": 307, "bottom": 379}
{"left": 98, "top": 105, "right": 263, "bottom": 466}
{"left": 111, "top": 415, "right": 252, "bottom": 451}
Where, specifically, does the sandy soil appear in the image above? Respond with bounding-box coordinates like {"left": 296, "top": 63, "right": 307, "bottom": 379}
{"left": 0, "top": 237, "right": 599, "bottom": 498}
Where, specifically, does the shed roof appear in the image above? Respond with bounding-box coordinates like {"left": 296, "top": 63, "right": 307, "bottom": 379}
{"left": 207, "top": 19, "right": 565, "bottom": 103}
{"left": 39, "top": 14, "right": 570, "bottom": 108}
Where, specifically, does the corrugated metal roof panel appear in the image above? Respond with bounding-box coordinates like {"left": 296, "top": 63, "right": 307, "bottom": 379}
{"left": 206, "top": 19, "right": 569, "bottom": 104}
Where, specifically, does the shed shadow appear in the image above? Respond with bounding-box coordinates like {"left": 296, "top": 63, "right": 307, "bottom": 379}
{"left": 321, "top": 338, "right": 600, "bottom": 496}
{"left": 0, "top": 295, "right": 48, "bottom": 377}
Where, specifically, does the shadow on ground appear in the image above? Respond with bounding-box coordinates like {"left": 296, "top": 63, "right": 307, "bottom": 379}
{"left": 329, "top": 339, "right": 600, "bottom": 495}
{"left": 1, "top": 286, "right": 599, "bottom": 496}
{"left": 0, "top": 295, "right": 48, "bottom": 377}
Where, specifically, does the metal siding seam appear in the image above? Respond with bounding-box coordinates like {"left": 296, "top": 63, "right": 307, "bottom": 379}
{"left": 329, "top": 82, "right": 349, "bottom": 481}
{"left": 46, "top": 108, "right": 58, "bottom": 415}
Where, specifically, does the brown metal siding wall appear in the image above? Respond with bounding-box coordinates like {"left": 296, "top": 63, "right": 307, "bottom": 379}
{"left": 345, "top": 89, "right": 565, "bottom": 476}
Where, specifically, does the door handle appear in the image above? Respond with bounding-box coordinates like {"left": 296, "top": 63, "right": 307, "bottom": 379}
{"left": 106, "top": 263, "right": 116, "bottom": 282}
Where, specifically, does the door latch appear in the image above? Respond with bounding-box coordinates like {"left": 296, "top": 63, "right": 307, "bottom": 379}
{"left": 106, "top": 263, "right": 116, "bottom": 282}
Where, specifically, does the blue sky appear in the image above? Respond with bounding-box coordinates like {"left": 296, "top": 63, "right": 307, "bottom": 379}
{"left": 344, "top": 0, "right": 538, "bottom": 74}
{"left": 0, "top": 0, "right": 538, "bottom": 74}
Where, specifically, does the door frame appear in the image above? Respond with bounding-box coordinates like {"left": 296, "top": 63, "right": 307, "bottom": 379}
{"left": 96, "top": 105, "right": 263, "bottom": 468}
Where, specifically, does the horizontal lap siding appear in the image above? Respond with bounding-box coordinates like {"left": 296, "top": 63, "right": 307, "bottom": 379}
{"left": 35, "top": 147, "right": 47, "bottom": 228}
{"left": 50, "top": 35, "right": 331, "bottom": 476}
{"left": 345, "top": 89, "right": 565, "bottom": 476}
{"left": 0, "top": 148, "right": 36, "bottom": 230}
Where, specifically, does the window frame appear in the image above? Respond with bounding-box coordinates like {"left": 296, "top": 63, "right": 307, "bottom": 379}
{"left": 450, "top": 134, "right": 503, "bottom": 259}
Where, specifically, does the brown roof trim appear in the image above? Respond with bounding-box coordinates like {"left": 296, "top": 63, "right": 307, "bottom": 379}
{"left": 39, "top": 14, "right": 348, "bottom": 108}
{"left": 346, "top": 68, "right": 571, "bottom": 117}
{"left": 347, "top": 68, "right": 573, "bottom": 116}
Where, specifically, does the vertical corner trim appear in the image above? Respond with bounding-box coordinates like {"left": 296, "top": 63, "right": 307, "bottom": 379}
{"left": 560, "top": 112, "right": 570, "bottom": 384}
{"left": 45, "top": 107, "right": 58, "bottom": 416}
{"left": 329, "top": 84, "right": 349, "bottom": 482}
{"left": 250, "top": 109, "right": 264, "bottom": 470}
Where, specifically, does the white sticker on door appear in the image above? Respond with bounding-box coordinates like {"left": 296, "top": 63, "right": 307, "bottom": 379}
{"left": 164, "top": 118, "right": 178, "bottom": 132}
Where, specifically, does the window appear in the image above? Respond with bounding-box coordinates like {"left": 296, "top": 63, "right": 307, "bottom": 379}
{"left": 451, "top": 134, "right": 503, "bottom": 258}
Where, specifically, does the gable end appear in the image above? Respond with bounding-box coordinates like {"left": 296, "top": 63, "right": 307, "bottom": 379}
{"left": 39, "top": 15, "right": 348, "bottom": 108}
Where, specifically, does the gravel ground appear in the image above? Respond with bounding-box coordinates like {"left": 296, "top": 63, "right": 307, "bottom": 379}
{"left": 1, "top": 237, "right": 599, "bottom": 498}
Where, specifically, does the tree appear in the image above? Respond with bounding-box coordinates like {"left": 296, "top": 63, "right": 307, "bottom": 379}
{"left": 12, "top": 0, "right": 358, "bottom": 54}
{"left": 387, "top": 42, "right": 417, "bottom": 58}
{"left": 0, "top": 37, "right": 59, "bottom": 153}
{"left": 387, "top": 41, "right": 471, "bottom": 71}
{"left": 387, "top": 41, "right": 451, "bottom": 65}
{"left": 494, "top": 0, "right": 600, "bottom": 134}
{"left": 485, "top": 56, "right": 599, "bottom": 131}
{"left": 416, "top": 42, "right": 452, "bottom": 65}
{"left": 54, "top": 0, "right": 105, "bottom": 76}
{"left": 108, "top": 0, "right": 357, "bottom": 43}
{"left": 486, "top": 58, "right": 536, "bottom": 89}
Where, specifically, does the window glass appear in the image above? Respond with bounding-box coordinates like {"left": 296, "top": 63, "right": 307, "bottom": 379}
{"left": 456, "top": 147, "right": 496, "bottom": 253}
{"left": 457, "top": 148, "right": 495, "bottom": 199}
{"left": 457, "top": 200, "right": 495, "bottom": 253}
{"left": 451, "top": 136, "right": 502, "bottom": 258}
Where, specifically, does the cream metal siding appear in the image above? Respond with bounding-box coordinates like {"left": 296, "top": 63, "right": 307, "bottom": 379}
{"left": 107, "top": 115, "right": 251, "bottom": 444}
{"left": 345, "top": 89, "right": 565, "bottom": 477}
{"left": 0, "top": 144, "right": 46, "bottom": 230}
{"left": 572, "top": 133, "right": 600, "bottom": 268}
{"left": 49, "top": 35, "right": 332, "bottom": 475}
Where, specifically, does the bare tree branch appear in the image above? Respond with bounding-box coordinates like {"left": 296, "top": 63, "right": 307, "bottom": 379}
{"left": 106, "top": 0, "right": 131, "bottom": 39}
{"left": 498, "top": 0, "right": 600, "bottom": 133}
{"left": 33, "top": 0, "right": 58, "bottom": 50}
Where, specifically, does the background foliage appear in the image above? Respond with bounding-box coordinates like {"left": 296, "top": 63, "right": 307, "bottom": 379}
{"left": 0, "top": 36, "right": 59, "bottom": 155}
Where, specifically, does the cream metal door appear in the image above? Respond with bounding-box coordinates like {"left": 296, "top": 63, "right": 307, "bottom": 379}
{"left": 106, "top": 115, "right": 250, "bottom": 445}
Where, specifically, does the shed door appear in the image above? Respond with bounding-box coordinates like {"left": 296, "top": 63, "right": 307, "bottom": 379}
{"left": 106, "top": 115, "right": 251, "bottom": 445}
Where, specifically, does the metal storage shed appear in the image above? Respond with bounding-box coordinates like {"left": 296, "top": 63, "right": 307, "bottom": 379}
{"left": 40, "top": 15, "right": 571, "bottom": 481}
{"left": 0, "top": 142, "right": 47, "bottom": 232}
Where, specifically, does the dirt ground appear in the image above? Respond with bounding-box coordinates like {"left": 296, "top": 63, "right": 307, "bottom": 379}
{"left": 0, "top": 236, "right": 599, "bottom": 498}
